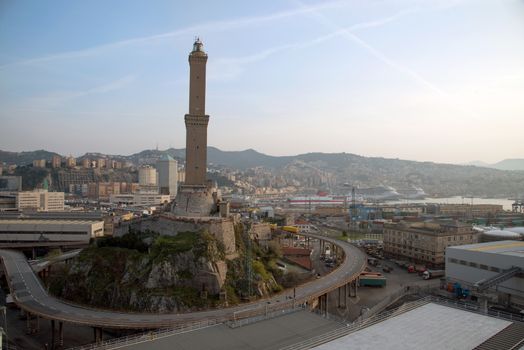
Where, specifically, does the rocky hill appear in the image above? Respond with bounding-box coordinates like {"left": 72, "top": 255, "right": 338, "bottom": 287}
{"left": 49, "top": 227, "right": 284, "bottom": 313}
{"left": 51, "top": 230, "right": 227, "bottom": 312}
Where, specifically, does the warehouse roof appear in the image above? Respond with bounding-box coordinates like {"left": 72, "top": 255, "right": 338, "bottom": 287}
{"left": 315, "top": 303, "right": 511, "bottom": 350}
{"left": 0, "top": 219, "right": 102, "bottom": 226}
{"left": 448, "top": 240, "right": 524, "bottom": 258}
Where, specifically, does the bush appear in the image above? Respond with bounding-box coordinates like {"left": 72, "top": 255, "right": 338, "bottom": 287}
{"left": 97, "top": 232, "right": 148, "bottom": 253}
{"left": 150, "top": 232, "right": 198, "bottom": 260}
{"left": 252, "top": 260, "right": 271, "bottom": 281}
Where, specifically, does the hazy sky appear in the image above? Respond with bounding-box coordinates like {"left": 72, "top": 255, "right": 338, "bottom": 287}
{"left": 1, "top": 0, "right": 523, "bottom": 164}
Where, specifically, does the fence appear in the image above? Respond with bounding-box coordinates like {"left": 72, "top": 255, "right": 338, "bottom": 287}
{"left": 67, "top": 304, "right": 306, "bottom": 349}
{"left": 226, "top": 304, "right": 306, "bottom": 328}
{"left": 66, "top": 320, "right": 219, "bottom": 350}
{"left": 430, "top": 296, "right": 524, "bottom": 322}
{"left": 355, "top": 282, "right": 435, "bottom": 323}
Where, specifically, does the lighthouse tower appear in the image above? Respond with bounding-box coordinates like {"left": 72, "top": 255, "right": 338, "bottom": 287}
{"left": 173, "top": 38, "right": 217, "bottom": 216}
{"left": 184, "top": 38, "right": 209, "bottom": 186}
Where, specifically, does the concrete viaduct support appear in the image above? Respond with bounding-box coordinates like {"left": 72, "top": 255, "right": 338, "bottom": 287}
{"left": 337, "top": 283, "right": 348, "bottom": 309}
{"left": 59, "top": 321, "right": 64, "bottom": 347}
{"left": 94, "top": 327, "right": 103, "bottom": 345}
{"left": 318, "top": 293, "right": 329, "bottom": 318}
{"left": 25, "top": 312, "right": 40, "bottom": 335}
{"left": 348, "top": 279, "right": 358, "bottom": 298}
{"left": 49, "top": 320, "right": 64, "bottom": 349}
{"left": 51, "top": 320, "right": 55, "bottom": 349}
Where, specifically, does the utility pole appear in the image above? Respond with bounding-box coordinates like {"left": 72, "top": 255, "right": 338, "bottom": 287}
{"left": 243, "top": 222, "right": 253, "bottom": 299}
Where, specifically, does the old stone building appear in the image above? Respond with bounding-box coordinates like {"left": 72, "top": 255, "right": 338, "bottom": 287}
{"left": 383, "top": 221, "right": 478, "bottom": 267}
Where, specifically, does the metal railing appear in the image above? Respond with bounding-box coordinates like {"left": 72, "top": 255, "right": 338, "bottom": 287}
{"left": 226, "top": 304, "right": 306, "bottom": 328}
{"left": 431, "top": 296, "right": 524, "bottom": 322}
{"left": 355, "top": 282, "right": 436, "bottom": 323}
{"left": 66, "top": 320, "right": 219, "bottom": 350}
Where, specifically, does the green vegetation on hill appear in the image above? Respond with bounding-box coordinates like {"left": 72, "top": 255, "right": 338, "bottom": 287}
{"left": 13, "top": 166, "right": 49, "bottom": 190}
{"left": 222, "top": 223, "right": 284, "bottom": 304}
{"left": 49, "top": 227, "right": 285, "bottom": 312}
{"left": 96, "top": 230, "right": 152, "bottom": 253}
{"left": 49, "top": 230, "right": 227, "bottom": 312}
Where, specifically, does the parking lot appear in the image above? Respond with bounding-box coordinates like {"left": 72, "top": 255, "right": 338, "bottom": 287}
{"left": 325, "top": 253, "right": 439, "bottom": 322}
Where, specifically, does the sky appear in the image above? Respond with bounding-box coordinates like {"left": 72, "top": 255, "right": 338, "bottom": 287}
{"left": 0, "top": 0, "right": 523, "bottom": 164}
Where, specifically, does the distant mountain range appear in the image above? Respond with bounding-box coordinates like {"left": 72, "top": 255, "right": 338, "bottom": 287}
{"left": 464, "top": 159, "right": 524, "bottom": 171}
{"left": 2, "top": 148, "right": 523, "bottom": 197}
{"left": 2, "top": 148, "right": 522, "bottom": 171}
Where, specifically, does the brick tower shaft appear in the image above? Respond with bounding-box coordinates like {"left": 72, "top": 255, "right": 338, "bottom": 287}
{"left": 184, "top": 38, "right": 209, "bottom": 186}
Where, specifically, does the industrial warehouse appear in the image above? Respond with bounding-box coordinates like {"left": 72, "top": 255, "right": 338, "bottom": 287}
{"left": 446, "top": 241, "right": 524, "bottom": 308}
{"left": 0, "top": 219, "right": 104, "bottom": 245}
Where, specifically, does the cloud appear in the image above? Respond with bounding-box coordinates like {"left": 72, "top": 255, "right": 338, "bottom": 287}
{"left": 27, "top": 75, "right": 136, "bottom": 108}
{"left": 210, "top": 8, "right": 421, "bottom": 80}
{"left": 291, "top": 0, "right": 447, "bottom": 96}
{"left": 0, "top": 0, "right": 351, "bottom": 70}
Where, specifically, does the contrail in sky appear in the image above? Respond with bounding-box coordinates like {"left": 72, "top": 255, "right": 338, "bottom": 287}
{"left": 291, "top": 0, "right": 446, "bottom": 96}
{"left": 0, "top": 0, "right": 350, "bottom": 70}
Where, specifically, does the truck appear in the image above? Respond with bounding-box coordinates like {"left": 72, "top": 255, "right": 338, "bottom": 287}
{"left": 359, "top": 275, "right": 387, "bottom": 287}
{"left": 408, "top": 265, "right": 426, "bottom": 273}
{"left": 422, "top": 269, "right": 445, "bottom": 280}
{"left": 281, "top": 226, "right": 299, "bottom": 234}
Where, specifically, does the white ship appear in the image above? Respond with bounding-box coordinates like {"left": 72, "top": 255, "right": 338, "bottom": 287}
{"left": 396, "top": 186, "right": 427, "bottom": 199}
{"left": 355, "top": 186, "right": 401, "bottom": 201}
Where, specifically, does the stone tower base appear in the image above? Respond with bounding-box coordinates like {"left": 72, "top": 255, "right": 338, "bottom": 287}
{"left": 172, "top": 185, "right": 216, "bottom": 217}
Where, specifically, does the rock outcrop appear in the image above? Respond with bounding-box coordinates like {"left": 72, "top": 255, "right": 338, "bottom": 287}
{"left": 51, "top": 230, "right": 227, "bottom": 313}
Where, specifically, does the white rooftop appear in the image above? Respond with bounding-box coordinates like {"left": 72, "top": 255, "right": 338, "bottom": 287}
{"left": 447, "top": 240, "right": 524, "bottom": 258}
{"left": 315, "top": 303, "right": 511, "bottom": 350}
{"left": 0, "top": 219, "right": 102, "bottom": 225}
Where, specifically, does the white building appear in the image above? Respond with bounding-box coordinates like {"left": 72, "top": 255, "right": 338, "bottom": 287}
{"left": 157, "top": 155, "right": 178, "bottom": 198}
{"left": 16, "top": 190, "right": 65, "bottom": 211}
{"left": 138, "top": 165, "right": 157, "bottom": 186}
{"left": 0, "top": 219, "right": 104, "bottom": 243}
{"left": 446, "top": 241, "right": 524, "bottom": 307}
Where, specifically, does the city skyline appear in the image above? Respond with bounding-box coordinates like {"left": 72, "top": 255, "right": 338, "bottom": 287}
{"left": 1, "top": 0, "right": 523, "bottom": 164}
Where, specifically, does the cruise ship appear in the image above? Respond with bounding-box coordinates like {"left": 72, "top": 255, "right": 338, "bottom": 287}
{"left": 396, "top": 186, "right": 427, "bottom": 199}
{"left": 355, "top": 186, "right": 401, "bottom": 201}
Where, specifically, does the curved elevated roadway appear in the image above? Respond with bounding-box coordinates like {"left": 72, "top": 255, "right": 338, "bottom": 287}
{"left": 0, "top": 232, "right": 366, "bottom": 329}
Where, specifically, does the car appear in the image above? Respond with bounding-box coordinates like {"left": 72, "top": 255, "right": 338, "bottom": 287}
{"left": 382, "top": 266, "right": 393, "bottom": 273}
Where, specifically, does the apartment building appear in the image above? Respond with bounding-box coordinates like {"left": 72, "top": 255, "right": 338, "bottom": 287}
{"left": 383, "top": 221, "right": 478, "bottom": 267}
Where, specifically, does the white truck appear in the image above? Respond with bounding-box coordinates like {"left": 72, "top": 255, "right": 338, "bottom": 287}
{"left": 422, "top": 269, "right": 445, "bottom": 280}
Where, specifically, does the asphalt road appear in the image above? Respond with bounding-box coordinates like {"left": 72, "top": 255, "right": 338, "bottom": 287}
{"left": 0, "top": 232, "right": 367, "bottom": 329}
